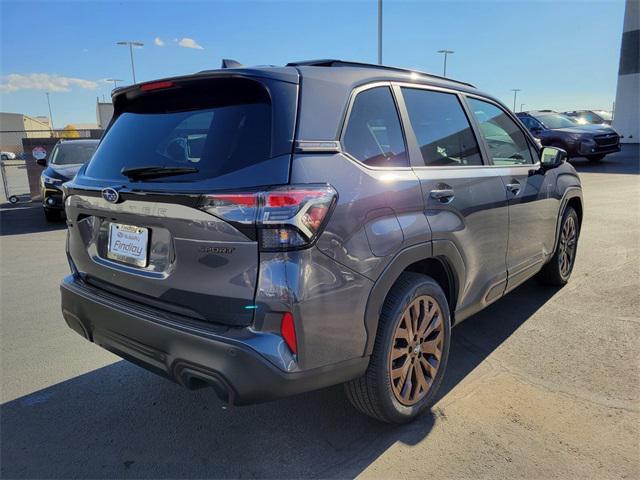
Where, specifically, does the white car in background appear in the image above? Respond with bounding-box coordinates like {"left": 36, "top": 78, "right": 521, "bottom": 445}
{"left": 1, "top": 151, "right": 17, "bottom": 161}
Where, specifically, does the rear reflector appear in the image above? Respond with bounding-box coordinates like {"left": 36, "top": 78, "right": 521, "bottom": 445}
{"left": 280, "top": 312, "right": 297, "bottom": 355}
{"left": 140, "top": 81, "right": 174, "bottom": 92}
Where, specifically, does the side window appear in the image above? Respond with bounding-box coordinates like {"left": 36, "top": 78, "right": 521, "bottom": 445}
{"left": 343, "top": 87, "right": 407, "bottom": 167}
{"left": 519, "top": 117, "right": 535, "bottom": 130}
{"left": 467, "top": 98, "right": 534, "bottom": 165}
{"left": 401, "top": 88, "right": 482, "bottom": 167}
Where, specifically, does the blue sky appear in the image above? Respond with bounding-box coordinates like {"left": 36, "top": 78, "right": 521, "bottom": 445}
{"left": 0, "top": 0, "right": 626, "bottom": 127}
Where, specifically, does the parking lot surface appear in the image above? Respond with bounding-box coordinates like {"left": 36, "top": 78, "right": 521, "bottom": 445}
{"left": 1, "top": 147, "right": 638, "bottom": 479}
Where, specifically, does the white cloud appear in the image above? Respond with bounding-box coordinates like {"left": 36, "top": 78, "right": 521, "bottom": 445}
{"left": 154, "top": 37, "right": 165, "bottom": 47}
{"left": 0, "top": 74, "right": 98, "bottom": 93}
{"left": 177, "top": 37, "right": 204, "bottom": 50}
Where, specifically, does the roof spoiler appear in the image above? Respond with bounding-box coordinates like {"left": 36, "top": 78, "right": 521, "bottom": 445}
{"left": 221, "top": 59, "right": 243, "bottom": 69}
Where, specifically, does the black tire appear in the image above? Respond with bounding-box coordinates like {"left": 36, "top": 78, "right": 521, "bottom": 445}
{"left": 537, "top": 206, "right": 580, "bottom": 286}
{"left": 44, "top": 208, "right": 60, "bottom": 222}
{"left": 586, "top": 154, "right": 605, "bottom": 162}
{"left": 9, "top": 195, "right": 19, "bottom": 204}
{"left": 345, "top": 272, "right": 451, "bottom": 423}
{"left": 1, "top": 154, "right": 8, "bottom": 161}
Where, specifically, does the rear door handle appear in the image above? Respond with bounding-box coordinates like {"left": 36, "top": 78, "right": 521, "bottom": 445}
{"left": 430, "top": 188, "right": 455, "bottom": 202}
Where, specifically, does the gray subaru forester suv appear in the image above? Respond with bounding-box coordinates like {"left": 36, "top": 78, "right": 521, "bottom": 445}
{"left": 60, "top": 59, "right": 583, "bottom": 423}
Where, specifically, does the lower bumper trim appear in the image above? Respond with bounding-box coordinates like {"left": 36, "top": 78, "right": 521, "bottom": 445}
{"left": 60, "top": 276, "right": 368, "bottom": 404}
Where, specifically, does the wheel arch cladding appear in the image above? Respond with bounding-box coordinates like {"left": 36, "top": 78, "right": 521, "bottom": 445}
{"left": 566, "top": 197, "right": 583, "bottom": 227}
{"left": 404, "top": 257, "right": 456, "bottom": 315}
{"left": 363, "top": 243, "right": 459, "bottom": 356}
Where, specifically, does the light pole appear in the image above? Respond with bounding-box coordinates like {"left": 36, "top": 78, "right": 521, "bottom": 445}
{"left": 117, "top": 41, "right": 144, "bottom": 84}
{"left": 437, "top": 49, "right": 454, "bottom": 77}
{"left": 520, "top": 103, "right": 526, "bottom": 112}
{"left": 377, "top": 0, "right": 383, "bottom": 65}
{"left": 511, "top": 89, "right": 521, "bottom": 112}
{"left": 106, "top": 78, "right": 123, "bottom": 90}
{"left": 45, "top": 92, "right": 54, "bottom": 131}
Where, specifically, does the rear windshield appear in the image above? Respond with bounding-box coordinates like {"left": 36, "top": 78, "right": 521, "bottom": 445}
{"left": 85, "top": 78, "right": 274, "bottom": 182}
{"left": 50, "top": 142, "right": 98, "bottom": 166}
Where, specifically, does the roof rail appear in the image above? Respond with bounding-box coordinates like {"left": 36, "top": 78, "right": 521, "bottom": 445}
{"left": 286, "top": 59, "right": 476, "bottom": 88}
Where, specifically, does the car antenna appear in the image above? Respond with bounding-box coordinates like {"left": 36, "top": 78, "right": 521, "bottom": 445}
{"left": 221, "top": 59, "right": 243, "bottom": 69}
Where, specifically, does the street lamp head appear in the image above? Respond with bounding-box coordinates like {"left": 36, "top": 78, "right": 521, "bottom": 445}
{"left": 117, "top": 41, "right": 144, "bottom": 47}
{"left": 437, "top": 49, "right": 455, "bottom": 54}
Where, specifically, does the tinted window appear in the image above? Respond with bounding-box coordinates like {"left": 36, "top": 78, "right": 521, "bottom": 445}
{"left": 468, "top": 98, "right": 534, "bottom": 165}
{"left": 86, "top": 80, "right": 273, "bottom": 182}
{"left": 343, "top": 87, "right": 407, "bottom": 167}
{"left": 50, "top": 142, "right": 98, "bottom": 165}
{"left": 402, "top": 88, "right": 482, "bottom": 167}
{"left": 519, "top": 116, "right": 541, "bottom": 130}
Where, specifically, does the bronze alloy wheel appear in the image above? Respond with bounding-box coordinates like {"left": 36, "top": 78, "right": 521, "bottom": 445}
{"left": 389, "top": 295, "right": 444, "bottom": 406}
{"left": 558, "top": 214, "right": 577, "bottom": 278}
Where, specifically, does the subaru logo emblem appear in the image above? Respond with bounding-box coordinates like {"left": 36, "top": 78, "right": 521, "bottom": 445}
{"left": 102, "top": 187, "right": 120, "bottom": 204}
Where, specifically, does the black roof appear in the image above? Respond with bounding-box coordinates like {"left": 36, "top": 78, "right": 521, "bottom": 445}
{"left": 113, "top": 58, "right": 499, "bottom": 140}
{"left": 286, "top": 59, "right": 476, "bottom": 89}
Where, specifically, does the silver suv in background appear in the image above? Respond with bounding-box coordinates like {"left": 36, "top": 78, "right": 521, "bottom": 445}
{"left": 60, "top": 60, "right": 583, "bottom": 423}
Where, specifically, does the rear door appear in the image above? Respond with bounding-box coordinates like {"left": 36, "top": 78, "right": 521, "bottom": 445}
{"left": 65, "top": 75, "right": 298, "bottom": 326}
{"left": 396, "top": 85, "right": 510, "bottom": 317}
{"left": 465, "top": 96, "right": 556, "bottom": 291}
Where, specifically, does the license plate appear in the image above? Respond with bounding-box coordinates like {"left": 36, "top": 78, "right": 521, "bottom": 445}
{"left": 107, "top": 223, "right": 149, "bottom": 267}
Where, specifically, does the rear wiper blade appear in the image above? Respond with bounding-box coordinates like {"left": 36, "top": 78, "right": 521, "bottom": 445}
{"left": 121, "top": 165, "right": 199, "bottom": 180}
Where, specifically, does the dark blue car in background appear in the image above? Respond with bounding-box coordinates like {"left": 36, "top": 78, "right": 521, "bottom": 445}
{"left": 38, "top": 139, "right": 99, "bottom": 221}
{"left": 517, "top": 110, "right": 620, "bottom": 162}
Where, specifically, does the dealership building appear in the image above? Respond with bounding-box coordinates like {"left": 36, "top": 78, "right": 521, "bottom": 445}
{"left": 613, "top": 0, "right": 639, "bottom": 143}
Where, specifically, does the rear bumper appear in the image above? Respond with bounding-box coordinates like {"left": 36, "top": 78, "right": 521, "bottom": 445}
{"left": 60, "top": 275, "right": 367, "bottom": 404}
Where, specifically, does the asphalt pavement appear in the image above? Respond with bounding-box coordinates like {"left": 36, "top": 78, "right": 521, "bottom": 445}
{"left": 1, "top": 147, "right": 638, "bottom": 479}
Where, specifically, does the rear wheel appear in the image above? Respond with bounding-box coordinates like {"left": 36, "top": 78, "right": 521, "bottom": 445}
{"left": 1, "top": 154, "right": 8, "bottom": 161}
{"left": 345, "top": 272, "right": 451, "bottom": 423}
{"left": 537, "top": 206, "right": 579, "bottom": 286}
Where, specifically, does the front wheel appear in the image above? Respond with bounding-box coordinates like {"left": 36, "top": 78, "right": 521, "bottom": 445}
{"left": 586, "top": 154, "right": 605, "bottom": 162}
{"left": 537, "top": 206, "right": 580, "bottom": 286}
{"left": 345, "top": 272, "right": 451, "bottom": 423}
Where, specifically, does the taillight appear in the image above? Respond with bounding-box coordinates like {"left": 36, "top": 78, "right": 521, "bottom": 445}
{"left": 200, "top": 184, "right": 336, "bottom": 251}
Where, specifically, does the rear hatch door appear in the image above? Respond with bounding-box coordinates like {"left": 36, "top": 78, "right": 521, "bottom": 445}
{"left": 65, "top": 73, "right": 298, "bottom": 326}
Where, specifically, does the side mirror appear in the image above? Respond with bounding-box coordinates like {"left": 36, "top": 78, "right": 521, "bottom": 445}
{"left": 540, "top": 146, "right": 567, "bottom": 169}
{"left": 36, "top": 158, "right": 47, "bottom": 166}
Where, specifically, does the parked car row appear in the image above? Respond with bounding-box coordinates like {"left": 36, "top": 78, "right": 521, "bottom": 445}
{"left": 563, "top": 109, "right": 612, "bottom": 126}
{"left": 516, "top": 110, "right": 620, "bottom": 162}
